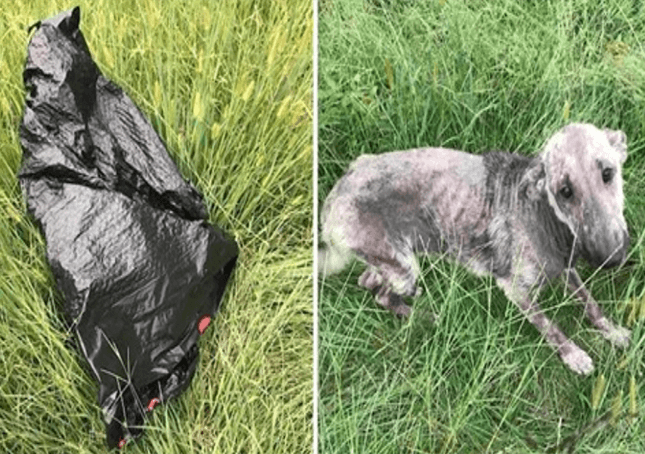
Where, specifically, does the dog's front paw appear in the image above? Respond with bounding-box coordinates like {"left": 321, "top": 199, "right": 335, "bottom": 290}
{"left": 604, "top": 324, "right": 631, "bottom": 349}
{"left": 560, "top": 343, "right": 594, "bottom": 375}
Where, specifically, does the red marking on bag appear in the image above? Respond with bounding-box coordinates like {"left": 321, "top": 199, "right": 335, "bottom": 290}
{"left": 147, "top": 397, "right": 160, "bottom": 412}
{"left": 198, "top": 315, "right": 211, "bottom": 334}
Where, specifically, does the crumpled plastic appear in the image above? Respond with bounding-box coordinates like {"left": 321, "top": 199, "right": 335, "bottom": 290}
{"left": 18, "top": 7, "right": 238, "bottom": 449}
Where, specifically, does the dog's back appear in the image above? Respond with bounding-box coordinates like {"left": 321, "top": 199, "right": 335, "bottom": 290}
{"left": 320, "top": 147, "right": 497, "bottom": 276}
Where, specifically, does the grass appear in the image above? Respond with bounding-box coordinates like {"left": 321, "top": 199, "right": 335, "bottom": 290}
{"left": 0, "top": 0, "right": 312, "bottom": 453}
{"left": 318, "top": 0, "right": 645, "bottom": 452}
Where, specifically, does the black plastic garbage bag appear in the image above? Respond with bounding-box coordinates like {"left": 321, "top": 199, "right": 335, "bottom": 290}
{"left": 18, "top": 7, "right": 238, "bottom": 449}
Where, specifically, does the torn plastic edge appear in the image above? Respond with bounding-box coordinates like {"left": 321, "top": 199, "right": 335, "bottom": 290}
{"left": 27, "top": 20, "right": 41, "bottom": 34}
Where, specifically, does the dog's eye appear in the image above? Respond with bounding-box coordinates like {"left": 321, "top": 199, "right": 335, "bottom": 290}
{"left": 560, "top": 185, "right": 573, "bottom": 199}
{"left": 602, "top": 167, "right": 614, "bottom": 184}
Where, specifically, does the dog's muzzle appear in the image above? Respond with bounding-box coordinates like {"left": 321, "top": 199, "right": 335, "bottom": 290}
{"left": 582, "top": 228, "right": 630, "bottom": 269}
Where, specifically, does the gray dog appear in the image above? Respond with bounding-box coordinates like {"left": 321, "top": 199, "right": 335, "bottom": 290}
{"left": 320, "top": 123, "right": 631, "bottom": 375}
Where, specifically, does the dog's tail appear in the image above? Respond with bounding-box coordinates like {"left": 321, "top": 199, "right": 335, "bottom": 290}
{"left": 318, "top": 243, "right": 351, "bottom": 276}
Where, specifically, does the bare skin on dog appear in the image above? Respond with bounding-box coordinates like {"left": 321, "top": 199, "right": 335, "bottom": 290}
{"left": 320, "top": 123, "right": 631, "bottom": 375}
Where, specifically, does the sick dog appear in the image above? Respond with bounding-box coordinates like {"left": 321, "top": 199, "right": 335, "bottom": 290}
{"left": 319, "top": 123, "right": 631, "bottom": 375}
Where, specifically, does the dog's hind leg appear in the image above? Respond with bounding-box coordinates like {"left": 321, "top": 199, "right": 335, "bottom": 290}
{"left": 373, "top": 286, "right": 412, "bottom": 317}
{"left": 497, "top": 277, "right": 594, "bottom": 375}
{"left": 358, "top": 268, "right": 383, "bottom": 291}
{"left": 356, "top": 247, "right": 419, "bottom": 317}
{"left": 563, "top": 268, "right": 630, "bottom": 348}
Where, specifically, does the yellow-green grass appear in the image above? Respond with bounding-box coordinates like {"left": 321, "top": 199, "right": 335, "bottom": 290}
{"left": 0, "top": 1, "right": 312, "bottom": 453}
{"left": 319, "top": 0, "right": 645, "bottom": 452}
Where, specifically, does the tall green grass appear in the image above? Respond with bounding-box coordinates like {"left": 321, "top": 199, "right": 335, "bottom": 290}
{"left": 0, "top": 1, "right": 312, "bottom": 453}
{"left": 319, "top": 0, "right": 645, "bottom": 452}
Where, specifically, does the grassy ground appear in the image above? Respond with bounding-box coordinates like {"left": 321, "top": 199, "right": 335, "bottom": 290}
{"left": 0, "top": 1, "right": 312, "bottom": 453}
{"left": 318, "top": 0, "right": 645, "bottom": 453}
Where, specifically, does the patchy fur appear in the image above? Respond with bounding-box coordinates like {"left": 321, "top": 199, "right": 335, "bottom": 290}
{"left": 320, "top": 123, "right": 630, "bottom": 375}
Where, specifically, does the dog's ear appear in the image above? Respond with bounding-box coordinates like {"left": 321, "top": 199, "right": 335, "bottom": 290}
{"left": 604, "top": 128, "right": 627, "bottom": 163}
{"left": 521, "top": 160, "right": 546, "bottom": 201}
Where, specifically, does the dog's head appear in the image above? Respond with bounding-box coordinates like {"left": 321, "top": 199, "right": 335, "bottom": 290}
{"left": 526, "top": 123, "right": 629, "bottom": 268}
{"left": 23, "top": 7, "right": 98, "bottom": 118}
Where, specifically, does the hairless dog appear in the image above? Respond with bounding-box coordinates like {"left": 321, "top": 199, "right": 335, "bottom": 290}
{"left": 320, "top": 123, "right": 630, "bottom": 375}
